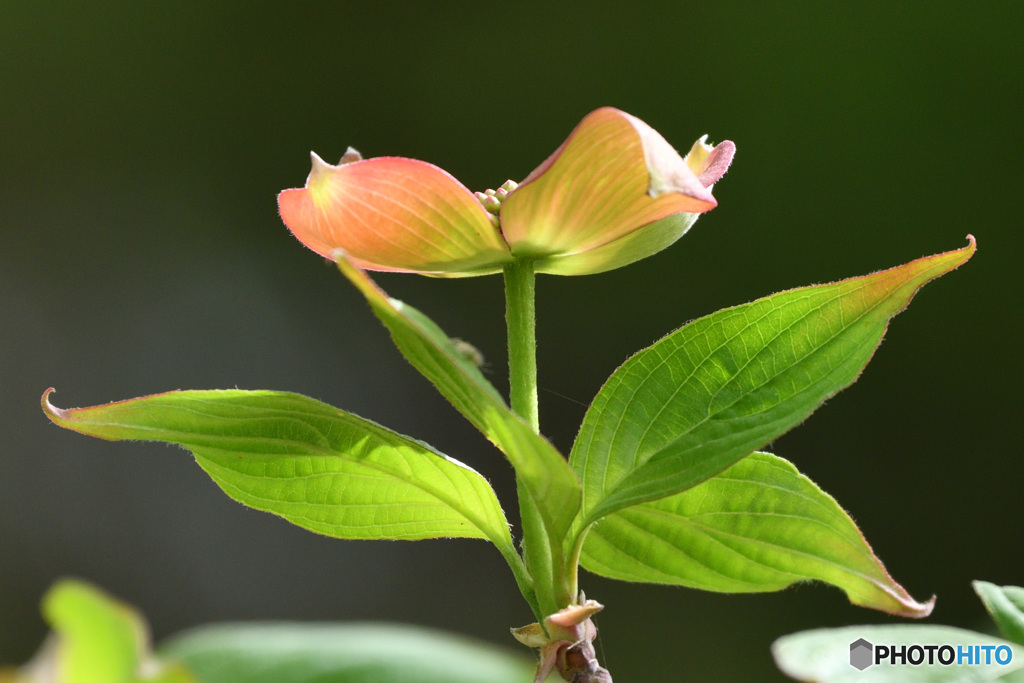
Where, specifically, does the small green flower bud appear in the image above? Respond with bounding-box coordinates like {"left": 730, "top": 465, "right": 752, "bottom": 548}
{"left": 476, "top": 193, "right": 502, "bottom": 215}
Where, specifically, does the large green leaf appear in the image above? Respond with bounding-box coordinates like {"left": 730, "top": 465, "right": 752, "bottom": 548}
{"left": 43, "top": 389, "right": 512, "bottom": 548}
{"left": 159, "top": 622, "right": 544, "bottom": 683}
{"left": 570, "top": 238, "right": 975, "bottom": 526}
{"left": 335, "top": 256, "right": 581, "bottom": 608}
{"left": 773, "top": 625, "right": 1024, "bottom": 682}
{"left": 580, "top": 452, "right": 933, "bottom": 616}
{"left": 975, "top": 582, "right": 1024, "bottom": 646}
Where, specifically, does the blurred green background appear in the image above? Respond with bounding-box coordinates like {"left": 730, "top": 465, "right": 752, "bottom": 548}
{"left": 2, "top": 3, "right": 1021, "bottom": 680}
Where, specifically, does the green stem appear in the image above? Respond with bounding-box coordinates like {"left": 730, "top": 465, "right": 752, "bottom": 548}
{"left": 504, "top": 259, "right": 561, "bottom": 619}
{"left": 565, "top": 522, "right": 590, "bottom": 601}
{"left": 498, "top": 541, "right": 543, "bottom": 623}
{"left": 504, "top": 259, "right": 539, "bottom": 433}
{"left": 503, "top": 259, "right": 576, "bottom": 618}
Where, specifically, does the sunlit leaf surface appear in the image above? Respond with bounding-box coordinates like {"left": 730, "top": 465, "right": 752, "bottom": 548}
{"left": 571, "top": 238, "right": 975, "bottom": 525}
{"left": 43, "top": 389, "right": 512, "bottom": 548}
{"left": 580, "top": 452, "right": 933, "bottom": 617}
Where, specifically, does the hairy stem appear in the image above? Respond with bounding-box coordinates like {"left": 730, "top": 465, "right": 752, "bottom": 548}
{"left": 504, "top": 259, "right": 556, "bottom": 617}
{"left": 504, "top": 259, "right": 539, "bottom": 433}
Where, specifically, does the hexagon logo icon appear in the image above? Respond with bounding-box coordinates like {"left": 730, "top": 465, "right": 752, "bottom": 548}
{"left": 850, "top": 638, "right": 873, "bottom": 670}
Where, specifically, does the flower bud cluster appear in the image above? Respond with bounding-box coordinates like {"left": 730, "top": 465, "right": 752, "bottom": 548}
{"left": 474, "top": 180, "right": 520, "bottom": 227}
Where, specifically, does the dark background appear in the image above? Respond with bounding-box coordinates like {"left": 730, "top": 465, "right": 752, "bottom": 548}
{"left": 2, "top": 3, "right": 1021, "bottom": 680}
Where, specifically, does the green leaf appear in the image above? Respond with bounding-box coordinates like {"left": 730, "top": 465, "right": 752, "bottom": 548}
{"left": 773, "top": 625, "right": 1024, "bottom": 682}
{"left": 336, "top": 257, "right": 581, "bottom": 561}
{"left": 975, "top": 582, "right": 1024, "bottom": 646}
{"left": 159, "top": 622, "right": 544, "bottom": 683}
{"left": 570, "top": 238, "right": 975, "bottom": 526}
{"left": 579, "top": 452, "right": 933, "bottom": 616}
{"left": 43, "top": 579, "right": 142, "bottom": 683}
{"left": 25, "top": 579, "right": 196, "bottom": 683}
{"left": 43, "top": 389, "right": 513, "bottom": 549}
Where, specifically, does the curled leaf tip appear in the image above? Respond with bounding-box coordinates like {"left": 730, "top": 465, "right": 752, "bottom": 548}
{"left": 920, "top": 595, "right": 937, "bottom": 617}
{"left": 884, "top": 592, "right": 936, "bottom": 619}
{"left": 953, "top": 234, "right": 977, "bottom": 265}
{"left": 945, "top": 234, "right": 977, "bottom": 265}
{"left": 864, "top": 583, "right": 935, "bottom": 618}
{"left": 41, "top": 388, "right": 66, "bottom": 422}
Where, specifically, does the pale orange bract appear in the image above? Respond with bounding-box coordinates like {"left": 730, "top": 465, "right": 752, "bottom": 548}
{"left": 278, "top": 152, "right": 512, "bottom": 276}
{"left": 278, "top": 107, "right": 734, "bottom": 277}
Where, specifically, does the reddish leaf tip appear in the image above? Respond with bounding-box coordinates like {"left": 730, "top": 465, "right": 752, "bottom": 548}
{"left": 41, "top": 388, "right": 67, "bottom": 423}
{"left": 885, "top": 592, "right": 936, "bottom": 619}
{"left": 878, "top": 590, "right": 936, "bottom": 619}
{"left": 949, "top": 234, "right": 977, "bottom": 265}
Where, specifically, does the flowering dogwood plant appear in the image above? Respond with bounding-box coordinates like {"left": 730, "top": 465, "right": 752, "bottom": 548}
{"left": 43, "top": 107, "right": 973, "bottom": 682}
